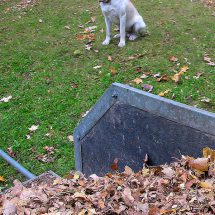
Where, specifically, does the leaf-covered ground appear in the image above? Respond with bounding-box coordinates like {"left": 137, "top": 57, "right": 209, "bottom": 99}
{"left": 1, "top": 149, "right": 215, "bottom": 214}
{"left": 0, "top": 0, "right": 215, "bottom": 189}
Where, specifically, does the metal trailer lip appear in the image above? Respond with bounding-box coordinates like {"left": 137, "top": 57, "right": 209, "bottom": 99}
{"left": 74, "top": 83, "right": 215, "bottom": 172}
{"left": 0, "top": 149, "right": 36, "bottom": 180}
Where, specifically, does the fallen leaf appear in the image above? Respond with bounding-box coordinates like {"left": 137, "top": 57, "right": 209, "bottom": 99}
{"left": 132, "top": 78, "right": 143, "bottom": 84}
{"left": 201, "top": 97, "right": 211, "bottom": 103}
{"left": 171, "top": 73, "right": 181, "bottom": 83}
{"left": 68, "top": 135, "right": 74, "bottom": 142}
{"left": 135, "top": 67, "right": 142, "bottom": 73}
{"left": 93, "top": 65, "right": 102, "bottom": 69}
{"left": 111, "top": 158, "right": 119, "bottom": 171}
{"left": 179, "top": 65, "right": 189, "bottom": 75}
{"left": 158, "top": 89, "right": 170, "bottom": 97}
{"left": 156, "top": 74, "right": 169, "bottom": 82}
{"left": 84, "top": 26, "right": 97, "bottom": 33}
{"left": 122, "top": 187, "right": 134, "bottom": 206}
{"left": 124, "top": 166, "right": 133, "bottom": 175}
{"left": 188, "top": 157, "right": 209, "bottom": 172}
{"left": 64, "top": 25, "right": 71, "bottom": 30}
{"left": 204, "top": 54, "right": 215, "bottom": 66}
{"left": 128, "top": 54, "right": 144, "bottom": 60}
{"left": 26, "top": 134, "right": 31, "bottom": 139}
{"left": 0, "top": 95, "right": 12, "bottom": 103}
{"left": 203, "top": 147, "right": 215, "bottom": 162}
{"left": 110, "top": 68, "right": 117, "bottom": 76}
{"left": 0, "top": 176, "right": 5, "bottom": 182}
{"left": 153, "top": 73, "right": 160, "bottom": 78}
{"left": 7, "top": 147, "right": 16, "bottom": 158}
{"left": 28, "top": 125, "right": 39, "bottom": 132}
{"left": 199, "top": 181, "right": 213, "bottom": 189}
{"left": 143, "top": 84, "right": 153, "bottom": 92}
{"left": 185, "top": 179, "right": 196, "bottom": 190}
{"left": 169, "top": 56, "right": 178, "bottom": 62}
{"left": 140, "top": 74, "right": 148, "bottom": 79}
{"left": 74, "top": 174, "right": 80, "bottom": 180}
{"left": 193, "top": 72, "right": 203, "bottom": 79}
{"left": 162, "top": 166, "right": 175, "bottom": 178}
{"left": 108, "top": 56, "right": 113, "bottom": 61}
{"left": 76, "top": 33, "right": 96, "bottom": 41}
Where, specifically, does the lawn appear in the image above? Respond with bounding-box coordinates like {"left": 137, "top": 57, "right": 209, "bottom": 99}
{"left": 0, "top": 0, "right": 214, "bottom": 189}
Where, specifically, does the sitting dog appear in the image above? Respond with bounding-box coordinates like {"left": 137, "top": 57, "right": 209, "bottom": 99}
{"left": 99, "top": 0, "right": 147, "bottom": 47}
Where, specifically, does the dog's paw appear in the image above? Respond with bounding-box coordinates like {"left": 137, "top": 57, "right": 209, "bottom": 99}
{"left": 102, "top": 39, "right": 110, "bottom": 45}
{"left": 113, "top": 34, "right": 120, "bottom": 39}
{"left": 118, "top": 41, "right": 125, "bottom": 48}
{"left": 129, "top": 34, "right": 138, "bottom": 41}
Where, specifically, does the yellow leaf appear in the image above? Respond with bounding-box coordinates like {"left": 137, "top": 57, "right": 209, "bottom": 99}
{"left": 179, "top": 65, "right": 189, "bottom": 74}
{"left": 171, "top": 73, "right": 181, "bottom": 83}
{"left": 142, "top": 168, "right": 150, "bottom": 176}
{"left": 0, "top": 176, "right": 5, "bottom": 182}
{"left": 203, "top": 147, "right": 215, "bottom": 162}
{"left": 78, "top": 209, "right": 87, "bottom": 215}
{"left": 199, "top": 181, "right": 213, "bottom": 189}
{"left": 74, "top": 174, "right": 80, "bottom": 180}
{"left": 132, "top": 78, "right": 143, "bottom": 84}
{"left": 158, "top": 89, "right": 170, "bottom": 97}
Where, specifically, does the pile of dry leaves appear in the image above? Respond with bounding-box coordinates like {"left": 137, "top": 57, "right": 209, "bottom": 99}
{"left": 1, "top": 147, "right": 215, "bottom": 215}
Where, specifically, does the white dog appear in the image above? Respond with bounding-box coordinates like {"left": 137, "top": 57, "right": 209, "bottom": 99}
{"left": 99, "top": 0, "right": 147, "bottom": 47}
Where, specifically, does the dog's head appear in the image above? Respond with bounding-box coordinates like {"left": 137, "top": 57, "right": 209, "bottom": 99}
{"left": 99, "top": 0, "right": 111, "bottom": 3}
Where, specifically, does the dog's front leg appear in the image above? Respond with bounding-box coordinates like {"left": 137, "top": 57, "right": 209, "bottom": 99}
{"left": 102, "top": 16, "right": 111, "bottom": 45}
{"left": 118, "top": 14, "right": 126, "bottom": 48}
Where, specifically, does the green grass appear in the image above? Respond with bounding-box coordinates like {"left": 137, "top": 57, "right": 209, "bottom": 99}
{"left": 0, "top": 0, "right": 214, "bottom": 189}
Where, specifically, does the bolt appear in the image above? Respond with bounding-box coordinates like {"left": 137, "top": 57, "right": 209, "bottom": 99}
{"left": 112, "top": 91, "right": 118, "bottom": 99}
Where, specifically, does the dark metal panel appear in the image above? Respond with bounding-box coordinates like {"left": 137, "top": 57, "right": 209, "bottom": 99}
{"left": 74, "top": 83, "right": 215, "bottom": 174}
{"left": 81, "top": 102, "right": 215, "bottom": 176}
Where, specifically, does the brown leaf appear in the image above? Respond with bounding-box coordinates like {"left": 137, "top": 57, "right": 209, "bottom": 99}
{"left": 110, "top": 68, "right": 117, "bottom": 76}
{"left": 108, "top": 56, "right": 113, "bottom": 61}
{"left": 171, "top": 73, "right": 181, "bottom": 83}
{"left": 185, "top": 179, "right": 196, "bottom": 190}
{"left": 124, "top": 166, "right": 134, "bottom": 175}
{"left": 7, "top": 147, "right": 16, "bottom": 158}
{"left": 110, "top": 158, "right": 119, "bottom": 171}
{"left": 169, "top": 56, "right": 178, "bottom": 62}
{"left": 76, "top": 33, "right": 96, "bottom": 41}
{"left": 122, "top": 187, "right": 134, "bottom": 206}
{"left": 161, "top": 166, "right": 175, "bottom": 178}
{"left": 188, "top": 157, "right": 209, "bottom": 172}
{"left": 128, "top": 54, "right": 145, "bottom": 60}
{"left": 156, "top": 74, "right": 169, "bottom": 82}
{"left": 132, "top": 78, "right": 143, "bottom": 84}
{"left": 179, "top": 65, "right": 189, "bottom": 74}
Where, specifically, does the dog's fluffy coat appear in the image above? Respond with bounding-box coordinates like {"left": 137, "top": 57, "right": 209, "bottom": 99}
{"left": 100, "top": 0, "right": 146, "bottom": 47}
